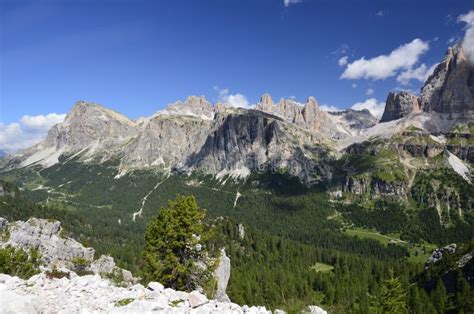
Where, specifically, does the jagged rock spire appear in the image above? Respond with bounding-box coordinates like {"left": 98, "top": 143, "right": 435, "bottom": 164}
{"left": 380, "top": 91, "right": 420, "bottom": 123}
{"left": 260, "top": 93, "right": 273, "bottom": 106}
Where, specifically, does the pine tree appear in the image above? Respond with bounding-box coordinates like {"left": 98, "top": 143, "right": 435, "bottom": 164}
{"left": 431, "top": 277, "right": 447, "bottom": 313}
{"left": 454, "top": 269, "right": 474, "bottom": 313}
{"left": 143, "top": 195, "right": 215, "bottom": 291}
{"left": 370, "top": 269, "right": 407, "bottom": 314}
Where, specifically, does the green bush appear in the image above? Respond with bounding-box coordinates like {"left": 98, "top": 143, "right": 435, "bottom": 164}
{"left": 0, "top": 246, "right": 40, "bottom": 279}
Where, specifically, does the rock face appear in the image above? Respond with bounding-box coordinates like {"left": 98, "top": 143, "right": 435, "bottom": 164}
{"left": 214, "top": 249, "right": 231, "bottom": 302}
{"left": 420, "top": 46, "right": 474, "bottom": 114}
{"left": 380, "top": 91, "right": 421, "bottom": 123}
{"left": 0, "top": 217, "right": 95, "bottom": 267}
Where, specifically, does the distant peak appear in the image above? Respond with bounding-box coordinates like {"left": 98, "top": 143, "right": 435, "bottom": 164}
{"left": 185, "top": 95, "right": 210, "bottom": 106}
{"left": 259, "top": 93, "right": 273, "bottom": 106}
{"left": 305, "top": 96, "right": 319, "bottom": 109}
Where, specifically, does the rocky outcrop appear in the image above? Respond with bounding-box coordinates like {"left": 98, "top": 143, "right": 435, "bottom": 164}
{"left": 0, "top": 217, "right": 95, "bottom": 267}
{"left": 398, "top": 143, "right": 444, "bottom": 159}
{"left": 0, "top": 217, "right": 137, "bottom": 285}
{"left": 340, "top": 176, "right": 406, "bottom": 197}
{"left": 214, "top": 249, "right": 231, "bottom": 302}
{"left": 420, "top": 46, "right": 474, "bottom": 114}
{"left": 380, "top": 91, "right": 420, "bottom": 122}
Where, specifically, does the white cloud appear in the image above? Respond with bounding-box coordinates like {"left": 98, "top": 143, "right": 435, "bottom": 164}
{"left": 396, "top": 63, "right": 438, "bottom": 85}
{"left": 284, "top": 0, "right": 302, "bottom": 7}
{"left": 458, "top": 10, "right": 474, "bottom": 65}
{"left": 320, "top": 104, "right": 342, "bottom": 112}
{"left": 340, "top": 39, "right": 429, "bottom": 80}
{"left": 338, "top": 56, "right": 348, "bottom": 67}
{"left": 352, "top": 83, "right": 358, "bottom": 89}
{"left": 215, "top": 87, "right": 251, "bottom": 109}
{"left": 0, "top": 113, "right": 66, "bottom": 154}
{"left": 366, "top": 88, "right": 375, "bottom": 96}
{"left": 351, "top": 98, "right": 385, "bottom": 118}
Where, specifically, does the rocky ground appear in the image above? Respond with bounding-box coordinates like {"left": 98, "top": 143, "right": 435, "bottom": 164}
{"left": 0, "top": 271, "right": 274, "bottom": 314}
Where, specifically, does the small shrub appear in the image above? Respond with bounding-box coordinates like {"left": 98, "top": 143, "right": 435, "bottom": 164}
{"left": 115, "top": 298, "right": 134, "bottom": 307}
{"left": 71, "top": 257, "right": 93, "bottom": 276}
{"left": 0, "top": 229, "right": 10, "bottom": 241}
{"left": 46, "top": 265, "right": 70, "bottom": 279}
{"left": 106, "top": 267, "right": 126, "bottom": 287}
{"left": 169, "top": 299, "right": 184, "bottom": 307}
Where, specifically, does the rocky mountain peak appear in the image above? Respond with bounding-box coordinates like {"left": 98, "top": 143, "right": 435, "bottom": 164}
{"left": 162, "top": 95, "right": 214, "bottom": 120}
{"left": 380, "top": 91, "right": 421, "bottom": 123}
{"left": 260, "top": 93, "right": 273, "bottom": 106}
{"left": 420, "top": 45, "right": 474, "bottom": 114}
{"left": 303, "top": 96, "right": 320, "bottom": 124}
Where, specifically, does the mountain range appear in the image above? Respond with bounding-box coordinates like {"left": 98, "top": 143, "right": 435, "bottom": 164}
{"left": 3, "top": 45, "right": 473, "bottom": 185}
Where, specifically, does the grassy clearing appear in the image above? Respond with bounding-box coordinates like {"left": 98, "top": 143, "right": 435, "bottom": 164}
{"left": 310, "top": 262, "right": 334, "bottom": 273}
{"left": 343, "top": 227, "right": 435, "bottom": 264}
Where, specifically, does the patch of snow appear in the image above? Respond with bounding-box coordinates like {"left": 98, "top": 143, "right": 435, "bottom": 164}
{"left": 447, "top": 151, "right": 471, "bottom": 183}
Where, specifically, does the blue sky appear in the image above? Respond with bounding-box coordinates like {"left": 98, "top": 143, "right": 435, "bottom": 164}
{"left": 1, "top": 0, "right": 473, "bottom": 152}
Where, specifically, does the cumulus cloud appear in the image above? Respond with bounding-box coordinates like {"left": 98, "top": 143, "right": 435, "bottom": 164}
{"left": 340, "top": 39, "right": 429, "bottom": 80}
{"left": 284, "top": 0, "right": 302, "bottom": 7}
{"left": 366, "top": 88, "right": 375, "bottom": 96}
{"left": 215, "top": 87, "right": 251, "bottom": 109}
{"left": 458, "top": 10, "right": 474, "bottom": 64}
{"left": 0, "top": 113, "right": 65, "bottom": 154}
{"left": 320, "top": 104, "right": 342, "bottom": 112}
{"left": 396, "top": 63, "right": 438, "bottom": 85}
{"left": 351, "top": 98, "right": 385, "bottom": 118}
{"left": 338, "top": 56, "right": 348, "bottom": 67}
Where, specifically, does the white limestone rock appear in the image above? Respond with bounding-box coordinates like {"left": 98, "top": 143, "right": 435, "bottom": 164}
{"left": 214, "top": 248, "right": 231, "bottom": 302}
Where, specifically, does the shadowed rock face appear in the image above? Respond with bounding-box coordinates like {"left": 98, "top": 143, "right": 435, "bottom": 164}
{"left": 420, "top": 46, "right": 474, "bottom": 114}
{"left": 380, "top": 91, "right": 421, "bottom": 123}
